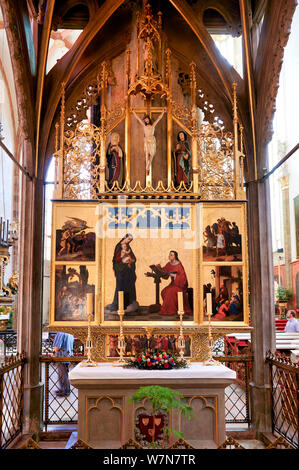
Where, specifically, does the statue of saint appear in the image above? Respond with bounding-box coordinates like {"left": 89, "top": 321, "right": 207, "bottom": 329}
{"left": 132, "top": 109, "right": 165, "bottom": 174}
{"left": 173, "top": 131, "right": 192, "bottom": 186}
{"left": 106, "top": 132, "right": 124, "bottom": 187}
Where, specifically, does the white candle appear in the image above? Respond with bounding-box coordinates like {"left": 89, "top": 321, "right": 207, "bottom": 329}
{"left": 178, "top": 292, "right": 184, "bottom": 312}
{"left": 118, "top": 291, "right": 124, "bottom": 312}
{"left": 86, "top": 293, "right": 93, "bottom": 315}
{"left": 206, "top": 293, "right": 212, "bottom": 315}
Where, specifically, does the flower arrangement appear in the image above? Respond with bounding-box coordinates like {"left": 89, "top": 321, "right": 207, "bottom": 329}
{"left": 124, "top": 349, "right": 188, "bottom": 369}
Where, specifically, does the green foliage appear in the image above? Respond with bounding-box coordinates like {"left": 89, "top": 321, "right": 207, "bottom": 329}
{"left": 276, "top": 286, "right": 292, "bottom": 301}
{"left": 129, "top": 385, "right": 194, "bottom": 417}
{"left": 0, "top": 307, "right": 13, "bottom": 328}
{"left": 128, "top": 385, "right": 194, "bottom": 447}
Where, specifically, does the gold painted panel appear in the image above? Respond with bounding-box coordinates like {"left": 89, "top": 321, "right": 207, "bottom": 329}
{"left": 49, "top": 200, "right": 249, "bottom": 329}
{"left": 99, "top": 201, "right": 199, "bottom": 326}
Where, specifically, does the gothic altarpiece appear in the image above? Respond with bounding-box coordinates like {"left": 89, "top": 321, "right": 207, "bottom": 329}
{"left": 48, "top": 4, "right": 249, "bottom": 362}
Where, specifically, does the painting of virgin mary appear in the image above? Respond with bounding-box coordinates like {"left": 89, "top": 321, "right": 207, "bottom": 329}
{"left": 105, "top": 233, "right": 139, "bottom": 313}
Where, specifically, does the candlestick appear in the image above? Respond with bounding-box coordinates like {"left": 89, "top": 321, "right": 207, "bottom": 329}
{"left": 113, "top": 297, "right": 127, "bottom": 366}
{"left": 80, "top": 301, "right": 97, "bottom": 367}
{"left": 206, "top": 293, "right": 212, "bottom": 316}
{"left": 178, "top": 291, "right": 183, "bottom": 313}
{"left": 86, "top": 293, "right": 93, "bottom": 315}
{"left": 118, "top": 291, "right": 124, "bottom": 312}
{"left": 203, "top": 310, "right": 221, "bottom": 366}
{"left": 177, "top": 295, "right": 186, "bottom": 361}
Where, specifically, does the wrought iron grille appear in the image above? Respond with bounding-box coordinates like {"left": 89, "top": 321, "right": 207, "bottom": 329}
{"left": 0, "top": 353, "right": 26, "bottom": 449}
{"left": 218, "top": 355, "right": 252, "bottom": 424}
{"left": 0, "top": 329, "right": 18, "bottom": 358}
{"left": 267, "top": 352, "right": 299, "bottom": 449}
{"left": 41, "top": 356, "right": 85, "bottom": 430}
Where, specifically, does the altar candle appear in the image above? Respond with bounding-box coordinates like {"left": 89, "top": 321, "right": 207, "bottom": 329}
{"left": 118, "top": 291, "right": 124, "bottom": 312}
{"left": 206, "top": 293, "right": 212, "bottom": 315}
{"left": 178, "top": 292, "right": 184, "bottom": 312}
{"left": 86, "top": 293, "right": 93, "bottom": 315}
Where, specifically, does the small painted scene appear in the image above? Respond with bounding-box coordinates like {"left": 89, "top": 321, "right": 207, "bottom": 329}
{"left": 202, "top": 206, "right": 242, "bottom": 262}
{"left": 54, "top": 264, "right": 95, "bottom": 321}
{"left": 106, "top": 333, "right": 192, "bottom": 358}
{"left": 203, "top": 265, "right": 244, "bottom": 322}
{"left": 55, "top": 216, "right": 96, "bottom": 261}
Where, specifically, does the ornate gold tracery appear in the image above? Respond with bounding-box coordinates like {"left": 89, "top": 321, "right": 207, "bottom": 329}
{"left": 63, "top": 121, "right": 101, "bottom": 200}
{"left": 53, "top": 3, "right": 246, "bottom": 201}
{"left": 198, "top": 122, "right": 235, "bottom": 200}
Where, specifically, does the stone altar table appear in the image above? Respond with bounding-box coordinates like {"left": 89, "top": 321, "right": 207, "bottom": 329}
{"left": 69, "top": 362, "right": 236, "bottom": 449}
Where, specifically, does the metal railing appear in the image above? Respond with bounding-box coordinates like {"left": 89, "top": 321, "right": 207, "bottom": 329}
{"left": 0, "top": 329, "right": 18, "bottom": 358}
{"left": 218, "top": 355, "right": 252, "bottom": 424}
{"left": 41, "top": 356, "right": 84, "bottom": 429}
{"left": 40, "top": 352, "right": 252, "bottom": 429}
{"left": 0, "top": 353, "right": 26, "bottom": 449}
{"left": 40, "top": 337, "right": 85, "bottom": 430}
{"left": 267, "top": 351, "right": 299, "bottom": 449}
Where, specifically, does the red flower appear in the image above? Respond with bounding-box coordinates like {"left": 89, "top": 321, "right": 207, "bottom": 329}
{"left": 137, "top": 357, "right": 142, "bottom": 362}
{"left": 164, "top": 363, "right": 169, "bottom": 368}
{"left": 147, "top": 362, "right": 152, "bottom": 367}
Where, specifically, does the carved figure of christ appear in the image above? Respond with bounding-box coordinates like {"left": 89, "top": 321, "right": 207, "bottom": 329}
{"left": 132, "top": 109, "right": 165, "bottom": 174}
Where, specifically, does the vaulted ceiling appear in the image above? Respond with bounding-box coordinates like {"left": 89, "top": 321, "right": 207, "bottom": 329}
{"left": 1, "top": 0, "right": 297, "bottom": 182}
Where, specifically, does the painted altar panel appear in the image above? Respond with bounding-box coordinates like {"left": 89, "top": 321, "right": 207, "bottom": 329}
{"left": 53, "top": 264, "right": 97, "bottom": 323}
{"left": 105, "top": 333, "right": 192, "bottom": 359}
{"left": 199, "top": 202, "right": 249, "bottom": 326}
{"left": 53, "top": 202, "right": 98, "bottom": 263}
{"left": 49, "top": 200, "right": 249, "bottom": 329}
{"left": 99, "top": 201, "right": 199, "bottom": 325}
{"left": 202, "top": 205, "right": 243, "bottom": 262}
{"left": 50, "top": 202, "right": 99, "bottom": 326}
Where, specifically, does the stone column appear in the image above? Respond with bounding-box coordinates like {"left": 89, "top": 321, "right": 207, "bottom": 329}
{"left": 17, "top": 141, "right": 44, "bottom": 433}
{"left": 279, "top": 174, "right": 292, "bottom": 291}
{"left": 247, "top": 177, "right": 276, "bottom": 433}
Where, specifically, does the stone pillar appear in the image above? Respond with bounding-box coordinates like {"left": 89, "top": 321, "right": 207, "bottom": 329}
{"left": 247, "top": 177, "right": 276, "bottom": 433}
{"left": 17, "top": 141, "right": 44, "bottom": 433}
{"left": 279, "top": 174, "right": 292, "bottom": 290}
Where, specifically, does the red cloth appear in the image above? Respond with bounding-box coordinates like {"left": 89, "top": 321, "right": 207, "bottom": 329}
{"left": 214, "top": 303, "right": 229, "bottom": 320}
{"left": 161, "top": 336, "right": 169, "bottom": 350}
{"left": 159, "top": 262, "right": 192, "bottom": 315}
